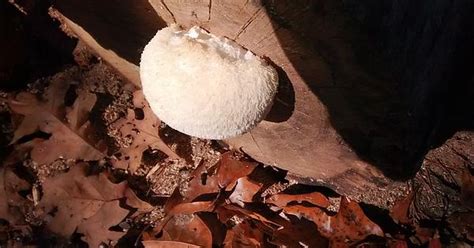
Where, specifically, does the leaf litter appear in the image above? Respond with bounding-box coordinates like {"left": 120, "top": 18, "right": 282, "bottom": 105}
{"left": 0, "top": 60, "right": 473, "bottom": 248}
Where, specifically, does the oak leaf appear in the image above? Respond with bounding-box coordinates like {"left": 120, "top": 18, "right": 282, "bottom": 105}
{"left": 77, "top": 201, "right": 129, "bottom": 248}
{"left": 182, "top": 152, "right": 257, "bottom": 202}
{"left": 229, "top": 177, "right": 262, "bottom": 207}
{"left": 280, "top": 196, "right": 383, "bottom": 246}
{"left": 9, "top": 74, "right": 104, "bottom": 165}
{"left": 124, "top": 187, "right": 154, "bottom": 214}
{"left": 390, "top": 191, "right": 415, "bottom": 225}
{"left": 266, "top": 191, "right": 329, "bottom": 209}
{"left": 223, "top": 219, "right": 264, "bottom": 248}
{"left": 37, "top": 163, "right": 129, "bottom": 245}
{"left": 159, "top": 214, "right": 212, "bottom": 248}
{"left": 142, "top": 240, "right": 200, "bottom": 248}
{"left": 110, "top": 90, "right": 177, "bottom": 172}
{"left": 0, "top": 167, "right": 29, "bottom": 225}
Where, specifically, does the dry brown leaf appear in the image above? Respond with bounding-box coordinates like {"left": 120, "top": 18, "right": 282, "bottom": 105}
{"left": 170, "top": 201, "right": 215, "bottom": 216}
{"left": 412, "top": 225, "right": 437, "bottom": 245}
{"left": 8, "top": 76, "right": 104, "bottom": 165}
{"left": 461, "top": 171, "right": 474, "bottom": 209}
{"left": 447, "top": 212, "right": 474, "bottom": 242}
{"left": 77, "top": 200, "right": 129, "bottom": 247}
{"left": 270, "top": 215, "right": 329, "bottom": 247}
{"left": 224, "top": 219, "right": 264, "bottom": 248}
{"left": 388, "top": 240, "right": 409, "bottom": 248}
{"left": 183, "top": 152, "right": 257, "bottom": 202}
{"left": 197, "top": 213, "right": 228, "bottom": 247}
{"left": 159, "top": 214, "right": 212, "bottom": 248}
{"left": 9, "top": 74, "right": 70, "bottom": 144}
{"left": 152, "top": 189, "right": 215, "bottom": 235}
{"left": 2, "top": 167, "right": 30, "bottom": 208}
{"left": 216, "top": 152, "right": 257, "bottom": 190}
{"left": 390, "top": 191, "right": 415, "bottom": 225}
{"left": 124, "top": 187, "right": 154, "bottom": 213}
{"left": 65, "top": 87, "right": 97, "bottom": 130}
{"left": 183, "top": 162, "right": 220, "bottom": 202}
{"left": 110, "top": 90, "right": 177, "bottom": 172}
{"left": 229, "top": 177, "right": 262, "bottom": 207}
{"left": 326, "top": 197, "right": 383, "bottom": 246}
{"left": 428, "top": 238, "right": 442, "bottom": 248}
{"left": 266, "top": 191, "right": 330, "bottom": 209}
{"left": 0, "top": 167, "right": 30, "bottom": 225}
{"left": 217, "top": 203, "right": 328, "bottom": 247}
{"left": 164, "top": 188, "right": 215, "bottom": 215}
{"left": 0, "top": 168, "right": 10, "bottom": 221}
{"left": 219, "top": 205, "right": 281, "bottom": 231}
{"left": 65, "top": 86, "right": 105, "bottom": 149}
{"left": 37, "top": 162, "right": 129, "bottom": 245}
{"left": 281, "top": 197, "right": 383, "bottom": 246}
{"left": 142, "top": 240, "right": 200, "bottom": 248}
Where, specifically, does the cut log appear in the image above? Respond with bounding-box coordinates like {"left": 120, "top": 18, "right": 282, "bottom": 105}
{"left": 11, "top": 0, "right": 473, "bottom": 207}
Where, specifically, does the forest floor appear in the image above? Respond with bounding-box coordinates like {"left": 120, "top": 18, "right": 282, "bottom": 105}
{"left": 0, "top": 2, "right": 473, "bottom": 247}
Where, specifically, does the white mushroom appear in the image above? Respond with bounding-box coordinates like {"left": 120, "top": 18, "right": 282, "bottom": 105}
{"left": 140, "top": 25, "right": 278, "bottom": 139}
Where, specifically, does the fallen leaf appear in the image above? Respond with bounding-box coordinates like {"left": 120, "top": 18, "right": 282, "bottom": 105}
{"left": 0, "top": 167, "right": 30, "bottom": 225}
{"left": 77, "top": 200, "right": 129, "bottom": 247}
{"left": 280, "top": 197, "right": 383, "bottom": 246}
{"left": 271, "top": 215, "right": 329, "bottom": 248}
{"left": 124, "top": 187, "right": 154, "bottom": 213}
{"left": 198, "top": 212, "right": 227, "bottom": 247}
{"left": 2, "top": 167, "right": 30, "bottom": 208}
{"left": 9, "top": 74, "right": 104, "bottom": 165}
{"left": 266, "top": 191, "right": 329, "bottom": 209}
{"left": 412, "top": 225, "right": 436, "bottom": 245}
{"left": 224, "top": 219, "right": 264, "bottom": 248}
{"left": 9, "top": 74, "right": 70, "bottom": 144}
{"left": 65, "top": 86, "right": 97, "bottom": 133}
{"left": 216, "top": 152, "right": 257, "bottom": 190}
{"left": 447, "top": 212, "right": 474, "bottom": 242}
{"left": 388, "top": 240, "right": 409, "bottom": 248}
{"left": 225, "top": 197, "right": 329, "bottom": 247}
{"left": 428, "top": 237, "right": 442, "bottom": 248}
{"left": 327, "top": 197, "right": 383, "bottom": 246}
{"left": 142, "top": 240, "right": 200, "bottom": 248}
{"left": 37, "top": 162, "right": 129, "bottom": 245}
{"left": 182, "top": 162, "right": 220, "bottom": 202}
{"left": 461, "top": 171, "right": 474, "bottom": 209}
{"left": 278, "top": 204, "right": 329, "bottom": 229}
{"left": 390, "top": 191, "right": 414, "bottom": 225}
{"left": 164, "top": 188, "right": 215, "bottom": 215}
{"left": 219, "top": 205, "right": 281, "bottom": 231}
{"left": 159, "top": 214, "right": 212, "bottom": 248}
{"left": 110, "top": 90, "right": 177, "bottom": 172}
{"left": 170, "top": 201, "right": 215, "bottom": 216}
{"left": 182, "top": 152, "right": 257, "bottom": 202}
{"left": 229, "top": 177, "right": 262, "bottom": 207}
{"left": 151, "top": 189, "right": 216, "bottom": 235}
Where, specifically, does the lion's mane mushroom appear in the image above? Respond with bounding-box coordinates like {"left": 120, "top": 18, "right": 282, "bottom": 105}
{"left": 140, "top": 25, "right": 279, "bottom": 139}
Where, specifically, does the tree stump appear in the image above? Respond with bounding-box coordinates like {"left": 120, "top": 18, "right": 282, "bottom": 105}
{"left": 13, "top": 0, "right": 472, "bottom": 205}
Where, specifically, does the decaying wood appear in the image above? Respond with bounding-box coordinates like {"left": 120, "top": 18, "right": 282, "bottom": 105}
{"left": 42, "top": 0, "right": 400, "bottom": 203}
{"left": 11, "top": 0, "right": 472, "bottom": 205}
